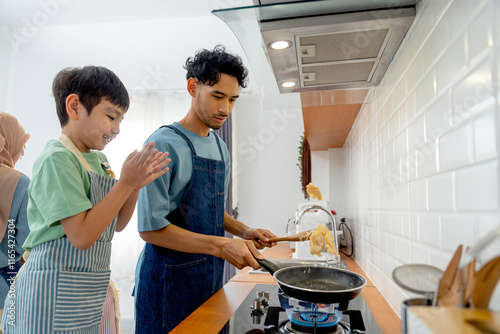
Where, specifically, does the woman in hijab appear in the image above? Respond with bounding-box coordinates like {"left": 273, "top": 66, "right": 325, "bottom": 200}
{"left": 0, "top": 111, "right": 30, "bottom": 313}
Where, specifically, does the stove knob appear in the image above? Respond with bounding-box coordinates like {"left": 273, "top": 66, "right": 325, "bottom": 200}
{"left": 250, "top": 298, "right": 264, "bottom": 324}
{"left": 257, "top": 291, "right": 270, "bottom": 300}
{"left": 256, "top": 291, "right": 270, "bottom": 306}
{"left": 251, "top": 312, "right": 263, "bottom": 325}
{"left": 251, "top": 298, "right": 262, "bottom": 311}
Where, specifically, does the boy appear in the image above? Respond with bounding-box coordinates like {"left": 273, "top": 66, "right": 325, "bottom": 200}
{"left": 1, "top": 66, "right": 170, "bottom": 334}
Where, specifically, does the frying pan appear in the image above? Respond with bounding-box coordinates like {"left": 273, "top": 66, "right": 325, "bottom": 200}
{"left": 256, "top": 258, "right": 366, "bottom": 304}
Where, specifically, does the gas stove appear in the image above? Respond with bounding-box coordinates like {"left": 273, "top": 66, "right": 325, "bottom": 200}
{"left": 221, "top": 284, "right": 382, "bottom": 334}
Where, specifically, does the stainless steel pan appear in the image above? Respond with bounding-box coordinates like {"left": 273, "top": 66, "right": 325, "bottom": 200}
{"left": 256, "top": 258, "right": 366, "bottom": 304}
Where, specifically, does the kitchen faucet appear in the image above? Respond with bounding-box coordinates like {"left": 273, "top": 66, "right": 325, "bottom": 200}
{"left": 295, "top": 204, "right": 340, "bottom": 265}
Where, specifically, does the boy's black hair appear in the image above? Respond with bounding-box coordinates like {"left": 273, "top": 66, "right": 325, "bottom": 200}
{"left": 52, "top": 66, "right": 130, "bottom": 126}
{"left": 184, "top": 45, "right": 248, "bottom": 89}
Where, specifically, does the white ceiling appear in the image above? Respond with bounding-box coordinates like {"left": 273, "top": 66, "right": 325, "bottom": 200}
{"left": 0, "top": 0, "right": 293, "bottom": 111}
{"left": 0, "top": 0, "right": 253, "bottom": 27}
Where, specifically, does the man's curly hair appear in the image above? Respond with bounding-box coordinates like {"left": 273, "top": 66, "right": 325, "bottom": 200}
{"left": 184, "top": 45, "right": 248, "bottom": 88}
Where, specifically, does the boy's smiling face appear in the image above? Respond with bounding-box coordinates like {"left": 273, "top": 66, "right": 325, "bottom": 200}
{"left": 66, "top": 96, "right": 126, "bottom": 152}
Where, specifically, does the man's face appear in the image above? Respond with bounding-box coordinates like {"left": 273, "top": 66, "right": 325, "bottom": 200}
{"left": 193, "top": 73, "right": 239, "bottom": 130}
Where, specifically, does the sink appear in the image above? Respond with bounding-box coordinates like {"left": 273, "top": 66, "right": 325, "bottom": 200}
{"left": 248, "top": 259, "right": 348, "bottom": 274}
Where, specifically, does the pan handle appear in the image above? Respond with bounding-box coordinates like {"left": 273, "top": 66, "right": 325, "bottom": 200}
{"left": 255, "top": 258, "right": 280, "bottom": 275}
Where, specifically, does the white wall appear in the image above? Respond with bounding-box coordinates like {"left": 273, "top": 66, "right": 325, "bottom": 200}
{"left": 328, "top": 148, "right": 347, "bottom": 220}
{"left": 311, "top": 150, "right": 330, "bottom": 201}
{"left": 233, "top": 94, "right": 305, "bottom": 234}
{"left": 344, "top": 0, "right": 500, "bottom": 315}
{"left": 0, "top": 27, "right": 12, "bottom": 110}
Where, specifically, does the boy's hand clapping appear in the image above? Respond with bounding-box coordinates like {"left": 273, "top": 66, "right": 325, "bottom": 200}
{"left": 121, "top": 142, "right": 171, "bottom": 190}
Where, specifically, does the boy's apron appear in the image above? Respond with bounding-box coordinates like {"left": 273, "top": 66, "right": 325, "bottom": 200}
{"left": 1, "top": 134, "right": 117, "bottom": 334}
{"left": 135, "top": 125, "right": 225, "bottom": 333}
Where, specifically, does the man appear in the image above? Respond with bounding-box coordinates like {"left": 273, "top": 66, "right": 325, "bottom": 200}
{"left": 134, "top": 45, "right": 277, "bottom": 333}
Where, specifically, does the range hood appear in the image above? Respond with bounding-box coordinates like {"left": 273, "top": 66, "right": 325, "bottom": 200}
{"left": 213, "top": 0, "right": 417, "bottom": 95}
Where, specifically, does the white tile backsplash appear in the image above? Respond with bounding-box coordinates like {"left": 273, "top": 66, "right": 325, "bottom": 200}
{"left": 410, "top": 214, "right": 419, "bottom": 241}
{"left": 473, "top": 107, "right": 498, "bottom": 161}
{"left": 467, "top": 5, "right": 493, "bottom": 64}
{"left": 428, "top": 0, "right": 452, "bottom": 24}
{"left": 409, "top": 151, "right": 420, "bottom": 182}
{"left": 427, "top": 172, "right": 455, "bottom": 212}
{"left": 436, "top": 36, "right": 467, "bottom": 93}
{"left": 395, "top": 129, "right": 408, "bottom": 158}
{"left": 408, "top": 115, "right": 426, "bottom": 152}
{"left": 493, "top": 50, "right": 500, "bottom": 102}
{"left": 411, "top": 241, "right": 430, "bottom": 264}
{"left": 405, "top": 52, "right": 426, "bottom": 94}
{"left": 448, "top": 0, "right": 489, "bottom": 40}
{"left": 424, "top": 92, "right": 452, "bottom": 140}
{"left": 409, "top": 179, "right": 427, "bottom": 211}
{"left": 423, "top": 15, "right": 449, "bottom": 69}
{"left": 388, "top": 111, "right": 400, "bottom": 141}
{"left": 395, "top": 184, "right": 410, "bottom": 211}
{"left": 417, "top": 214, "right": 440, "bottom": 248}
{"left": 415, "top": 71, "right": 436, "bottom": 115}
{"left": 344, "top": 0, "right": 500, "bottom": 315}
{"left": 386, "top": 187, "right": 397, "bottom": 210}
{"left": 441, "top": 214, "right": 475, "bottom": 252}
{"left": 476, "top": 213, "right": 500, "bottom": 241}
{"left": 390, "top": 213, "right": 403, "bottom": 236}
{"left": 407, "top": 90, "right": 417, "bottom": 122}
{"left": 379, "top": 123, "right": 389, "bottom": 149}
{"left": 438, "top": 122, "right": 471, "bottom": 171}
{"left": 386, "top": 234, "right": 398, "bottom": 260}
{"left": 429, "top": 247, "right": 457, "bottom": 269}
{"left": 399, "top": 98, "right": 408, "bottom": 129}
{"left": 495, "top": 1, "right": 500, "bottom": 45}
{"left": 396, "top": 237, "right": 412, "bottom": 263}
{"left": 392, "top": 80, "right": 407, "bottom": 111}
{"left": 496, "top": 2, "right": 500, "bottom": 48}
{"left": 415, "top": 139, "right": 438, "bottom": 178}
{"left": 385, "top": 141, "right": 395, "bottom": 167}
{"left": 451, "top": 55, "right": 496, "bottom": 124}
{"left": 456, "top": 161, "right": 500, "bottom": 211}
{"left": 402, "top": 214, "right": 411, "bottom": 239}
{"left": 399, "top": 156, "right": 410, "bottom": 184}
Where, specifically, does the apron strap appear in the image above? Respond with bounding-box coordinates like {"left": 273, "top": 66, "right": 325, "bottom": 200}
{"left": 213, "top": 134, "right": 224, "bottom": 162}
{"left": 58, "top": 134, "right": 116, "bottom": 179}
{"left": 164, "top": 125, "right": 197, "bottom": 155}
{"left": 58, "top": 134, "right": 93, "bottom": 172}
{"left": 164, "top": 125, "right": 225, "bottom": 161}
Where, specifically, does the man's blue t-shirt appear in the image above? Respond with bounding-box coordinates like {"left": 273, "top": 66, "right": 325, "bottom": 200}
{"left": 137, "top": 122, "right": 230, "bottom": 232}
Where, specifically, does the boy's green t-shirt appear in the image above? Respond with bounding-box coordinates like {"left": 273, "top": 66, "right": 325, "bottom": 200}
{"left": 23, "top": 140, "right": 110, "bottom": 250}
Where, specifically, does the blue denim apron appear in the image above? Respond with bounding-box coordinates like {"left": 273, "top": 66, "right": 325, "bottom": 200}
{"left": 135, "top": 125, "right": 225, "bottom": 333}
{"left": 1, "top": 137, "right": 117, "bottom": 334}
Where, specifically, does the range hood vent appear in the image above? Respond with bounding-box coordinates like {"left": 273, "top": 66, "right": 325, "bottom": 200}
{"left": 214, "top": 0, "right": 417, "bottom": 94}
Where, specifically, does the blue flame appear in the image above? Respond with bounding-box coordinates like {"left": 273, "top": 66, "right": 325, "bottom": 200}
{"left": 290, "top": 311, "right": 340, "bottom": 328}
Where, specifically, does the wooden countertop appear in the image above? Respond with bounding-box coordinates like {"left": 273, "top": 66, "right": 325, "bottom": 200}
{"left": 171, "top": 244, "right": 400, "bottom": 333}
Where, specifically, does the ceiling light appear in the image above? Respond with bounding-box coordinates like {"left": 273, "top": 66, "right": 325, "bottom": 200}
{"left": 281, "top": 81, "right": 296, "bottom": 88}
{"left": 269, "top": 40, "right": 292, "bottom": 50}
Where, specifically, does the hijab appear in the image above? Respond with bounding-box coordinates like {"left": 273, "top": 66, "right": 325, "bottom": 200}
{"left": 0, "top": 111, "right": 30, "bottom": 240}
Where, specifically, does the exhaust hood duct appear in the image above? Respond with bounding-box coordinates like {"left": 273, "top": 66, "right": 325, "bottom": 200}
{"left": 261, "top": 6, "right": 416, "bottom": 93}
{"left": 213, "top": 0, "right": 417, "bottom": 94}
